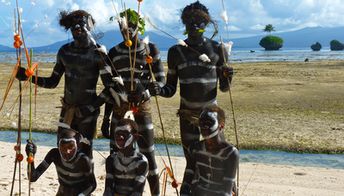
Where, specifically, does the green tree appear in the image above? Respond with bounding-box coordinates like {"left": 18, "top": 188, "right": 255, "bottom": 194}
{"left": 263, "top": 24, "right": 275, "bottom": 34}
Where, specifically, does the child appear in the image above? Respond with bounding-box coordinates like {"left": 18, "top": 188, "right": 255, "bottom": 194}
{"left": 103, "top": 119, "right": 148, "bottom": 196}
{"left": 187, "top": 105, "right": 239, "bottom": 196}
{"left": 25, "top": 128, "right": 96, "bottom": 196}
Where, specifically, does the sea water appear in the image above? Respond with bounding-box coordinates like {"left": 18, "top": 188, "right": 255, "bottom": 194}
{"left": 1, "top": 130, "right": 343, "bottom": 169}
{"left": 2, "top": 48, "right": 344, "bottom": 63}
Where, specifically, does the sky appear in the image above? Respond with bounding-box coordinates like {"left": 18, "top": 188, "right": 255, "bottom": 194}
{"left": 1, "top": 0, "right": 344, "bottom": 47}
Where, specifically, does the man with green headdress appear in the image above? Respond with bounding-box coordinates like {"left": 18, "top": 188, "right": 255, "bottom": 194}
{"left": 101, "top": 8, "right": 165, "bottom": 196}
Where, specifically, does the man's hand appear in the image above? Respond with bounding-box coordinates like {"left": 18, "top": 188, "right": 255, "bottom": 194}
{"left": 16, "top": 67, "right": 28, "bottom": 81}
{"left": 148, "top": 82, "right": 161, "bottom": 96}
{"left": 222, "top": 66, "right": 234, "bottom": 79}
{"left": 25, "top": 140, "right": 37, "bottom": 156}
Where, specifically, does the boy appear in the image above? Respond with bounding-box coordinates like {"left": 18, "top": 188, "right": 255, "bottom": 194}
{"left": 103, "top": 119, "right": 148, "bottom": 196}
{"left": 25, "top": 128, "right": 96, "bottom": 196}
{"left": 187, "top": 105, "right": 238, "bottom": 196}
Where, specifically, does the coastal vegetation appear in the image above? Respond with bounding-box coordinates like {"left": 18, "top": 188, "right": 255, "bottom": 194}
{"left": 330, "top": 40, "right": 344, "bottom": 51}
{"left": 259, "top": 24, "right": 284, "bottom": 50}
{"left": 1, "top": 61, "right": 343, "bottom": 153}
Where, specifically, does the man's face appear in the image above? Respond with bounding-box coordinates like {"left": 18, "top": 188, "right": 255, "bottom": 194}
{"left": 59, "top": 139, "right": 77, "bottom": 162}
{"left": 120, "top": 21, "right": 138, "bottom": 40}
{"left": 71, "top": 18, "right": 90, "bottom": 41}
{"left": 186, "top": 21, "right": 206, "bottom": 38}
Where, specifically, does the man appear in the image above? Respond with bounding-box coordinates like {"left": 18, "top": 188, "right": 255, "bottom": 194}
{"left": 188, "top": 105, "right": 239, "bottom": 196}
{"left": 25, "top": 128, "right": 96, "bottom": 196}
{"left": 103, "top": 119, "right": 148, "bottom": 196}
{"left": 147, "top": 1, "right": 234, "bottom": 194}
{"left": 101, "top": 9, "right": 164, "bottom": 196}
{"left": 16, "top": 10, "right": 118, "bottom": 156}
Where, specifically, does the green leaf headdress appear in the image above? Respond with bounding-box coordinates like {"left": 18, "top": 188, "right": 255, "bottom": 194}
{"left": 110, "top": 8, "right": 145, "bottom": 35}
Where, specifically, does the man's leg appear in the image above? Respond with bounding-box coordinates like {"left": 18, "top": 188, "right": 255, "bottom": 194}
{"left": 179, "top": 117, "right": 200, "bottom": 195}
{"left": 136, "top": 111, "right": 160, "bottom": 196}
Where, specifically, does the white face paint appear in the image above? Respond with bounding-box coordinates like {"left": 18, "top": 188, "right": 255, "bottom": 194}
{"left": 58, "top": 138, "right": 77, "bottom": 162}
{"left": 199, "top": 111, "right": 219, "bottom": 139}
{"left": 114, "top": 125, "right": 134, "bottom": 149}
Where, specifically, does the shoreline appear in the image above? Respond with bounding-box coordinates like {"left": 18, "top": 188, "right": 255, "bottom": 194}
{"left": 1, "top": 129, "right": 344, "bottom": 154}
{"left": 1, "top": 141, "right": 343, "bottom": 196}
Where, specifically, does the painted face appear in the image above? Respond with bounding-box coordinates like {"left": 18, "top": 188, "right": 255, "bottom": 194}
{"left": 186, "top": 20, "right": 206, "bottom": 37}
{"left": 114, "top": 125, "right": 134, "bottom": 149}
{"left": 120, "top": 20, "right": 139, "bottom": 39}
{"left": 70, "top": 16, "right": 92, "bottom": 41}
{"left": 199, "top": 111, "right": 219, "bottom": 139}
{"left": 59, "top": 138, "right": 77, "bottom": 162}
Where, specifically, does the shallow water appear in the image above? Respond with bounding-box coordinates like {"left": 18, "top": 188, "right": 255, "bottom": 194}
{"left": 1, "top": 130, "right": 343, "bottom": 169}
{"left": 2, "top": 48, "right": 344, "bottom": 63}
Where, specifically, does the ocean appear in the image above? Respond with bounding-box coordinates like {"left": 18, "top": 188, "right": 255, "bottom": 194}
{"left": 1, "top": 47, "right": 344, "bottom": 64}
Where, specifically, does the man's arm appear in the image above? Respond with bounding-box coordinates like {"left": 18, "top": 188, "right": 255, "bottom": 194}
{"left": 155, "top": 46, "right": 179, "bottom": 97}
{"left": 17, "top": 51, "right": 64, "bottom": 88}
{"left": 149, "top": 43, "right": 165, "bottom": 87}
{"left": 28, "top": 148, "right": 55, "bottom": 182}
{"left": 223, "top": 147, "right": 239, "bottom": 195}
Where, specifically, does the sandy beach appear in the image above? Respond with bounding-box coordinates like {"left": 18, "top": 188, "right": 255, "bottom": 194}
{"left": 1, "top": 141, "right": 343, "bottom": 196}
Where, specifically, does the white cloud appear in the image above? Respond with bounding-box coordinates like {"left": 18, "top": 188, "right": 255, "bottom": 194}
{"left": 2, "top": 0, "right": 344, "bottom": 46}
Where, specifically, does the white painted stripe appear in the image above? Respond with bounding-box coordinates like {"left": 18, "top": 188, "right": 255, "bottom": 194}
{"left": 114, "top": 174, "right": 136, "bottom": 179}
{"left": 138, "top": 123, "right": 154, "bottom": 130}
{"left": 148, "top": 168, "right": 159, "bottom": 176}
{"left": 106, "top": 173, "right": 114, "bottom": 179}
{"left": 223, "top": 177, "right": 235, "bottom": 182}
{"left": 185, "top": 169, "right": 194, "bottom": 175}
{"left": 99, "top": 69, "right": 110, "bottom": 75}
{"left": 180, "top": 97, "right": 217, "bottom": 109}
{"left": 135, "top": 175, "right": 146, "bottom": 183}
{"left": 179, "top": 78, "right": 217, "bottom": 84}
{"left": 177, "top": 61, "right": 216, "bottom": 71}
{"left": 154, "top": 72, "right": 165, "bottom": 77}
{"left": 199, "top": 175, "right": 223, "bottom": 185}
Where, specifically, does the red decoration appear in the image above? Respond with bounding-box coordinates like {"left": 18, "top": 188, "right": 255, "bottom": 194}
{"left": 16, "top": 153, "right": 24, "bottom": 162}
{"left": 14, "top": 34, "right": 21, "bottom": 41}
{"left": 27, "top": 156, "right": 34, "bottom": 163}
{"left": 131, "top": 106, "right": 139, "bottom": 114}
{"left": 145, "top": 55, "right": 153, "bottom": 64}
{"left": 25, "top": 68, "right": 35, "bottom": 77}
{"left": 171, "top": 179, "right": 179, "bottom": 188}
{"left": 13, "top": 34, "right": 23, "bottom": 48}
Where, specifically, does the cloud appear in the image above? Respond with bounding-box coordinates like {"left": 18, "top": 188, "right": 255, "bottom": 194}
{"left": 2, "top": 0, "right": 344, "bottom": 47}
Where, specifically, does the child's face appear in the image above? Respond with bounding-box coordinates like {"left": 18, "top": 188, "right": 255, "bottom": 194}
{"left": 199, "top": 111, "right": 219, "bottom": 139}
{"left": 114, "top": 125, "right": 134, "bottom": 150}
{"left": 59, "top": 139, "right": 77, "bottom": 161}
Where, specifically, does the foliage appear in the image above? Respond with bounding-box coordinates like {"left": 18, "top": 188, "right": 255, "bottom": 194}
{"left": 263, "top": 24, "right": 275, "bottom": 33}
{"left": 259, "top": 35, "right": 283, "bottom": 50}
{"left": 110, "top": 9, "right": 145, "bottom": 35}
{"left": 330, "top": 40, "right": 344, "bottom": 51}
{"left": 311, "top": 42, "right": 322, "bottom": 51}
